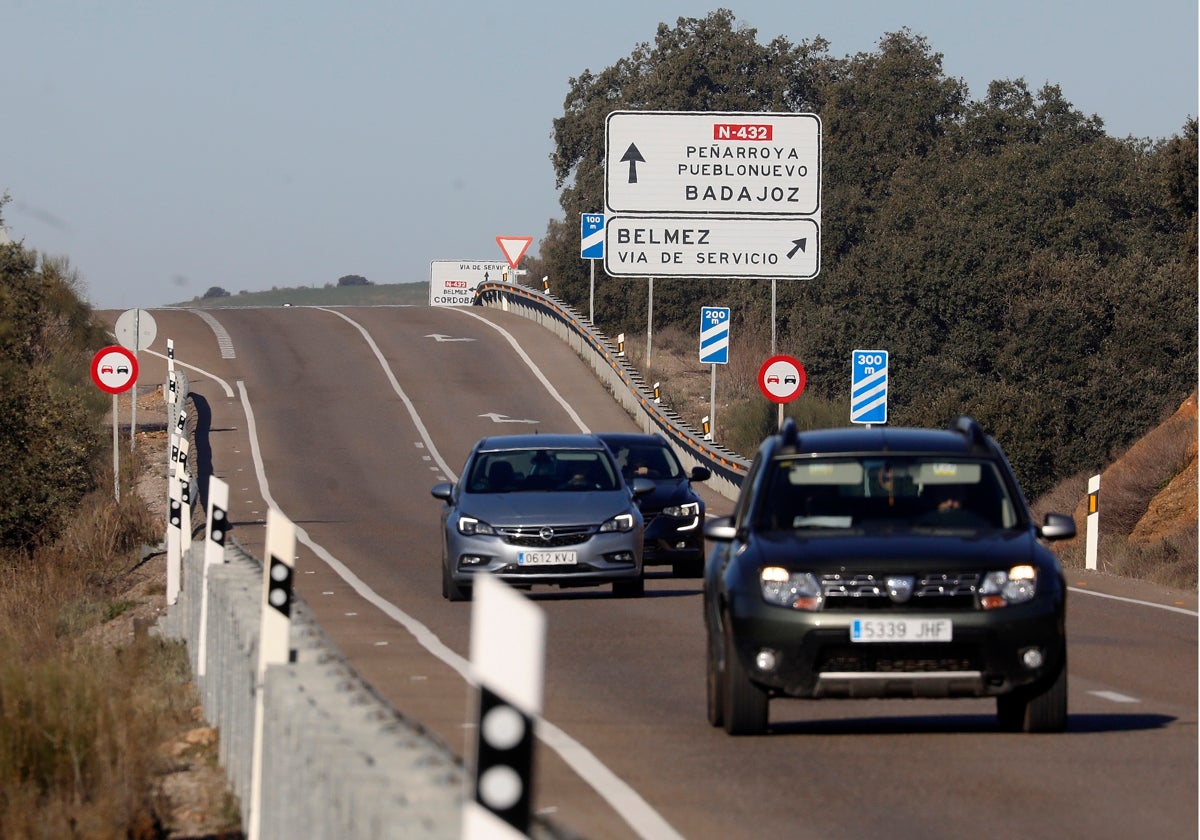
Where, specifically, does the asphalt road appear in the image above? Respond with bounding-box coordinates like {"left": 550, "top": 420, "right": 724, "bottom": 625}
{"left": 102, "top": 305, "right": 1198, "bottom": 840}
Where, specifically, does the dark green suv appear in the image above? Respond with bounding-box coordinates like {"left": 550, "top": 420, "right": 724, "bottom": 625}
{"left": 703, "top": 417, "right": 1076, "bottom": 735}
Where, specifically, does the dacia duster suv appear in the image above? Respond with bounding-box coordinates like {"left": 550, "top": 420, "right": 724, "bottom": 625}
{"left": 703, "top": 417, "right": 1076, "bottom": 735}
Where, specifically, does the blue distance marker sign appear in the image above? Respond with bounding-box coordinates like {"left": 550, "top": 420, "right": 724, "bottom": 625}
{"left": 700, "top": 306, "right": 730, "bottom": 364}
{"left": 851, "top": 350, "right": 888, "bottom": 424}
{"left": 581, "top": 213, "right": 604, "bottom": 259}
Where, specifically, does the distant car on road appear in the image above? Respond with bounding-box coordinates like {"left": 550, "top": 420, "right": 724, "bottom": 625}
{"left": 704, "top": 416, "right": 1076, "bottom": 735}
{"left": 598, "top": 432, "right": 711, "bottom": 577}
{"left": 431, "top": 433, "right": 654, "bottom": 601}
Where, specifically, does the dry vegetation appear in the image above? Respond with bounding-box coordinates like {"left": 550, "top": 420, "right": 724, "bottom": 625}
{"left": 0, "top": 404, "right": 241, "bottom": 838}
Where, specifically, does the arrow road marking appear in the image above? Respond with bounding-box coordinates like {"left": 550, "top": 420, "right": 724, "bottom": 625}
{"left": 621, "top": 143, "right": 645, "bottom": 183}
{"left": 426, "top": 334, "right": 476, "bottom": 342}
{"left": 479, "top": 412, "right": 539, "bottom": 424}
{"left": 787, "top": 238, "right": 807, "bottom": 259}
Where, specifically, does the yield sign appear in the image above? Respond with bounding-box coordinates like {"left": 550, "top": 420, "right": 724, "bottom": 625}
{"left": 496, "top": 236, "right": 533, "bottom": 268}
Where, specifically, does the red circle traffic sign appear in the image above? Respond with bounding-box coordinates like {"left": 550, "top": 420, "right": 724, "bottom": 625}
{"left": 758, "top": 355, "right": 806, "bottom": 404}
{"left": 91, "top": 345, "right": 139, "bottom": 394}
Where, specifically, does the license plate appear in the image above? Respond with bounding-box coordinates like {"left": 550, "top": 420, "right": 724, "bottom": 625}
{"left": 850, "top": 618, "right": 952, "bottom": 643}
{"left": 518, "top": 550, "right": 577, "bottom": 566}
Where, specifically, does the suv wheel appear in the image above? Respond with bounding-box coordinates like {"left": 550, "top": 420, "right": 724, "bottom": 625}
{"left": 722, "top": 624, "right": 768, "bottom": 735}
{"left": 997, "top": 659, "right": 1068, "bottom": 733}
{"left": 706, "top": 625, "right": 725, "bottom": 727}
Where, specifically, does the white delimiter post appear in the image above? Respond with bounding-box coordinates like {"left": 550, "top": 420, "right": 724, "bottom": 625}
{"left": 464, "top": 574, "right": 546, "bottom": 840}
{"left": 196, "top": 476, "right": 230, "bottom": 679}
{"left": 1085, "top": 474, "right": 1101, "bottom": 571}
{"left": 249, "top": 508, "right": 296, "bottom": 840}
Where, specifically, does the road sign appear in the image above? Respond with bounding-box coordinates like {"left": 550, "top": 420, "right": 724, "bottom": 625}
{"left": 580, "top": 213, "right": 604, "bottom": 259}
{"left": 700, "top": 306, "right": 730, "bottom": 364}
{"left": 496, "top": 236, "right": 533, "bottom": 269}
{"left": 90, "top": 345, "right": 138, "bottom": 394}
{"left": 758, "top": 355, "right": 806, "bottom": 404}
{"left": 114, "top": 308, "right": 157, "bottom": 351}
{"left": 430, "top": 260, "right": 510, "bottom": 307}
{"left": 603, "top": 215, "right": 818, "bottom": 279}
{"left": 851, "top": 350, "right": 888, "bottom": 424}
{"left": 605, "top": 110, "right": 821, "bottom": 216}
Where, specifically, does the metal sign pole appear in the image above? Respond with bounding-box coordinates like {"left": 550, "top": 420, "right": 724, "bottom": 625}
{"left": 710, "top": 363, "right": 717, "bottom": 442}
{"left": 589, "top": 260, "right": 595, "bottom": 323}
{"left": 130, "top": 309, "right": 139, "bottom": 451}
{"left": 646, "top": 276, "right": 654, "bottom": 373}
{"left": 112, "top": 394, "right": 120, "bottom": 503}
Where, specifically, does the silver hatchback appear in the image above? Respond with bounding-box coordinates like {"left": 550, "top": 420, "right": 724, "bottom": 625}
{"left": 431, "top": 433, "right": 654, "bottom": 601}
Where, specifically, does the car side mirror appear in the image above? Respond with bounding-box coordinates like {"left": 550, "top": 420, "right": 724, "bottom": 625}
{"left": 630, "top": 477, "right": 656, "bottom": 497}
{"left": 690, "top": 466, "right": 711, "bottom": 482}
{"left": 703, "top": 516, "right": 737, "bottom": 542}
{"left": 431, "top": 482, "right": 454, "bottom": 502}
{"left": 1039, "top": 512, "right": 1076, "bottom": 541}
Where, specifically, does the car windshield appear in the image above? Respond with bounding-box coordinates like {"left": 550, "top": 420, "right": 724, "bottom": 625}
{"left": 467, "top": 449, "right": 619, "bottom": 493}
{"left": 756, "top": 456, "right": 1020, "bottom": 532}
{"left": 607, "top": 442, "right": 684, "bottom": 481}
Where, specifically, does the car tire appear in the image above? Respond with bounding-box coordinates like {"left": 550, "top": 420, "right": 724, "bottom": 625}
{"left": 997, "top": 659, "right": 1068, "bottom": 733}
{"left": 722, "top": 623, "right": 768, "bottom": 735}
{"left": 613, "top": 577, "right": 645, "bottom": 598}
{"left": 706, "top": 624, "right": 725, "bottom": 728}
{"left": 442, "top": 565, "right": 471, "bottom": 602}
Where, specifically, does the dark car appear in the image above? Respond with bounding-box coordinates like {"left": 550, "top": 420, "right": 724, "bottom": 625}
{"left": 703, "top": 416, "right": 1076, "bottom": 735}
{"left": 431, "top": 433, "right": 654, "bottom": 601}
{"left": 598, "top": 432, "right": 711, "bottom": 577}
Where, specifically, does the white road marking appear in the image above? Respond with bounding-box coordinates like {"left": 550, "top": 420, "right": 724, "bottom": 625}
{"left": 1089, "top": 691, "right": 1141, "bottom": 704}
{"left": 144, "top": 347, "right": 235, "bottom": 398}
{"left": 1068, "top": 586, "right": 1197, "bottom": 617}
{"left": 235, "top": 311, "right": 685, "bottom": 840}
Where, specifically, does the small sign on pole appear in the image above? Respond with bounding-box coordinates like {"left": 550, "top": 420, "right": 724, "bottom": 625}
{"left": 850, "top": 350, "right": 888, "bottom": 425}
{"left": 1085, "top": 475, "right": 1100, "bottom": 570}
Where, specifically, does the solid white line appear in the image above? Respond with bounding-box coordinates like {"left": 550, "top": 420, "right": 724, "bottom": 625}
{"left": 1068, "top": 586, "right": 1198, "bottom": 617}
{"left": 236, "top": 314, "right": 684, "bottom": 840}
{"left": 143, "top": 348, "right": 235, "bottom": 398}
{"left": 1089, "top": 690, "right": 1141, "bottom": 704}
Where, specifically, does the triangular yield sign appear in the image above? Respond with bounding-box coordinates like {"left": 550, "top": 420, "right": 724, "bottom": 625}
{"left": 496, "top": 236, "right": 533, "bottom": 268}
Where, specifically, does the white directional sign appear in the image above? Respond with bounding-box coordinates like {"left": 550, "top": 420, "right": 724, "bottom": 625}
{"left": 604, "top": 216, "right": 818, "bottom": 279}
{"left": 605, "top": 110, "right": 821, "bottom": 216}
{"left": 430, "top": 260, "right": 510, "bottom": 307}
{"left": 851, "top": 350, "right": 888, "bottom": 424}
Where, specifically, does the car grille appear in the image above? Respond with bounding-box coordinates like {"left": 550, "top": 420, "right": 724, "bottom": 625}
{"left": 499, "top": 525, "right": 593, "bottom": 547}
{"left": 820, "top": 571, "right": 981, "bottom": 610}
{"left": 817, "top": 647, "right": 980, "bottom": 673}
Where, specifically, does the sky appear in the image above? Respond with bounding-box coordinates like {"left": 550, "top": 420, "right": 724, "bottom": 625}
{"left": 3, "top": 1, "right": 1196, "bottom": 310}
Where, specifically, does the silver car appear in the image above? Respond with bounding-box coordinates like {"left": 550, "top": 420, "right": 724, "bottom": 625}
{"left": 431, "top": 433, "right": 654, "bottom": 601}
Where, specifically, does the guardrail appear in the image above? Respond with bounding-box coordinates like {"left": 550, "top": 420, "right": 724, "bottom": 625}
{"left": 474, "top": 281, "right": 751, "bottom": 500}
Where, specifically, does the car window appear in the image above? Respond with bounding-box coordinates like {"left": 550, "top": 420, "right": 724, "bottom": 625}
{"left": 612, "top": 442, "right": 683, "bottom": 480}
{"left": 468, "top": 449, "right": 618, "bottom": 493}
{"left": 758, "top": 456, "right": 1017, "bottom": 531}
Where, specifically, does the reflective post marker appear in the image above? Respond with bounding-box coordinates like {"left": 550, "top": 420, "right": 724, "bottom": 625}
{"left": 249, "top": 508, "right": 296, "bottom": 840}
{"left": 1085, "top": 474, "right": 1100, "bottom": 571}
{"left": 465, "top": 574, "right": 545, "bottom": 839}
{"left": 197, "top": 476, "right": 229, "bottom": 679}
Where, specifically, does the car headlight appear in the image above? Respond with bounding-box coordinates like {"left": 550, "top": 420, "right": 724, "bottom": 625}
{"left": 599, "top": 512, "right": 635, "bottom": 533}
{"left": 457, "top": 516, "right": 496, "bottom": 536}
{"left": 663, "top": 501, "right": 700, "bottom": 518}
{"left": 760, "top": 567, "right": 823, "bottom": 611}
{"left": 979, "top": 565, "right": 1037, "bottom": 608}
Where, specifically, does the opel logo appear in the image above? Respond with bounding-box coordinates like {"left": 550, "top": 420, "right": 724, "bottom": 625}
{"left": 886, "top": 575, "right": 915, "bottom": 603}
{"left": 539, "top": 527, "right": 556, "bottom": 542}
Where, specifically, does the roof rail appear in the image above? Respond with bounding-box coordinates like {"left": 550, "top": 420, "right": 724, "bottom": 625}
{"left": 950, "top": 416, "right": 988, "bottom": 449}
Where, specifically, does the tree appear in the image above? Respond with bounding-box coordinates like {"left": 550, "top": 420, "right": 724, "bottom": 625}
{"left": 202, "top": 286, "right": 231, "bottom": 299}
{"left": 337, "top": 275, "right": 371, "bottom": 286}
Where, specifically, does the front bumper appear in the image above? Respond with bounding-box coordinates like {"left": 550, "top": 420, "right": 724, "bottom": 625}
{"left": 447, "top": 529, "right": 643, "bottom": 588}
{"left": 725, "top": 592, "right": 1065, "bottom": 699}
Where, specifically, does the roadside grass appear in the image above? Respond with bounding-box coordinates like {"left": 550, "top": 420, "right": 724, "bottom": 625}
{"left": 0, "top": 455, "right": 200, "bottom": 838}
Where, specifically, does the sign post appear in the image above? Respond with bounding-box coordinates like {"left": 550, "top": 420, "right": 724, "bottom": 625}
{"left": 757, "top": 354, "right": 807, "bottom": 430}
{"left": 91, "top": 345, "right": 139, "bottom": 502}
{"left": 581, "top": 213, "right": 604, "bottom": 322}
{"left": 700, "top": 307, "right": 730, "bottom": 440}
